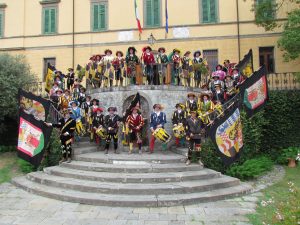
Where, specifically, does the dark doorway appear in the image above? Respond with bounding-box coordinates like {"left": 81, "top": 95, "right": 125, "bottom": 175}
{"left": 259, "top": 47, "right": 275, "bottom": 73}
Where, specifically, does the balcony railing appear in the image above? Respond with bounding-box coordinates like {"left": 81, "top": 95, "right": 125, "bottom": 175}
{"left": 267, "top": 72, "right": 300, "bottom": 90}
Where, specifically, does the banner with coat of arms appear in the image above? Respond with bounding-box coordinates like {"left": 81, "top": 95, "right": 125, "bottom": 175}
{"left": 240, "top": 65, "right": 269, "bottom": 118}
{"left": 209, "top": 101, "right": 243, "bottom": 166}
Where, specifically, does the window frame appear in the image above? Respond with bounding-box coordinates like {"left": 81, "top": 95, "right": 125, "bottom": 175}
{"left": 199, "top": 0, "right": 219, "bottom": 24}
{"left": 143, "top": 0, "right": 162, "bottom": 28}
{"left": 255, "top": 0, "right": 276, "bottom": 20}
{"left": 0, "top": 9, "right": 5, "bottom": 38}
{"left": 91, "top": 0, "right": 108, "bottom": 32}
{"left": 42, "top": 5, "right": 58, "bottom": 35}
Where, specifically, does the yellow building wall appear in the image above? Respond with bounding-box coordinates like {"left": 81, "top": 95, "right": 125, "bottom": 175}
{"left": 0, "top": 0, "right": 300, "bottom": 81}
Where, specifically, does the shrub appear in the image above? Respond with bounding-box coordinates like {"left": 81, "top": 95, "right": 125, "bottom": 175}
{"left": 17, "top": 159, "right": 35, "bottom": 173}
{"left": 0, "top": 146, "right": 17, "bottom": 153}
{"left": 38, "top": 129, "right": 62, "bottom": 170}
{"left": 225, "top": 156, "right": 274, "bottom": 181}
{"left": 276, "top": 147, "right": 300, "bottom": 165}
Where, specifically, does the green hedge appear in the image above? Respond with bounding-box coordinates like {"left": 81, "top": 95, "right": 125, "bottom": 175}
{"left": 0, "top": 146, "right": 17, "bottom": 153}
{"left": 201, "top": 90, "right": 300, "bottom": 179}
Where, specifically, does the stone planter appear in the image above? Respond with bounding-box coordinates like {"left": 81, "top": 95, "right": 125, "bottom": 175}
{"left": 288, "top": 158, "right": 296, "bottom": 168}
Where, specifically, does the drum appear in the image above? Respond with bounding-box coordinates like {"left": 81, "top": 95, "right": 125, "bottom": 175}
{"left": 173, "top": 124, "right": 186, "bottom": 138}
{"left": 96, "top": 127, "right": 107, "bottom": 139}
{"left": 153, "top": 128, "right": 171, "bottom": 143}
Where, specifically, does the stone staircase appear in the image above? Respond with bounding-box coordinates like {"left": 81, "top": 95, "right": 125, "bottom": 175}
{"left": 12, "top": 139, "right": 252, "bottom": 207}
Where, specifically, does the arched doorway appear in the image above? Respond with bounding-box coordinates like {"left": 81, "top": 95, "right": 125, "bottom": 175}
{"left": 122, "top": 95, "right": 150, "bottom": 145}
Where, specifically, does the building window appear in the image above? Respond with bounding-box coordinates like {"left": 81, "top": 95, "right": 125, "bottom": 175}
{"left": 200, "top": 0, "right": 218, "bottom": 23}
{"left": 92, "top": 1, "right": 108, "bottom": 31}
{"left": 144, "top": 0, "right": 161, "bottom": 28}
{"left": 203, "top": 49, "right": 218, "bottom": 72}
{"left": 0, "top": 10, "right": 4, "bottom": 38}
{"left": 255, "top": 0, "right": 276, "bottom": 20}
{"left": 259, "top": 47, "right": 275, "bottom": 73}
{"left": 42, "top": 7, "right": 57, "bottom": 34}
{"left": 43, "top": 58, "right": 56, "bottom": 81}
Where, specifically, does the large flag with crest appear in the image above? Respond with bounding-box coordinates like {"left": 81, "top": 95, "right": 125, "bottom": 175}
{"left": 18, "top": 89, "right": 51, "bottom": 121}
{"left": 17, "top": 110, "right": 53, "bottom": 167}
{"left": 240, "top": 65, "right": 269, "bottom": 118}
{"left": 236, "top": 49, "right": 254, "bottom": 78}
{"left": 209, "top": 101, "right": 244, "bottom": 166}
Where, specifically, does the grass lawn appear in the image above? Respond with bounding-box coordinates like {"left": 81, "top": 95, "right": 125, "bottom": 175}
{"left": 0, "top": 152, "right": 24, "bottom": 184}
{"left": 247, "top": 165, "right": 300, "bottom": 225}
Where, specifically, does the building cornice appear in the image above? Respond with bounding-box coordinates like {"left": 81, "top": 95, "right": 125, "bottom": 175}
{"left": 39, "top": 0, "right": 61, "bottom": 5}
{"left": 0, "top": 3, "right": 7, "bottom": 8}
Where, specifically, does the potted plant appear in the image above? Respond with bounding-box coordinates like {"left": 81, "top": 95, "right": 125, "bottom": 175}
{"left": 279, "top": 147, "right": 300, "bottom": 168}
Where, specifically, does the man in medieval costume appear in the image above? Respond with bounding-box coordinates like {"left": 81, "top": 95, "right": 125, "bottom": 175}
{"left": 172, "top": 103, "right": 187, "bottom": 147}
{"left": 125, "top": 47, "right": 140, "bottom": 85}
{"left": 172, "top": 48, "right": 181, "bottom": 86}
{"left": 59, "top": 89, "right": 73, "bottom": 110}
{"left": 185, "top": 93, "right": 198, "bottom": 116}
{"left": 112, "top": 51, "right": 125, "bottom": 87}
{"left": 101, "top": 49, "right": 115, "bottom": 87}
{"left": 193, "top": 50, "right": 204, "bottom": 88}
{"left": 104, "top": 107, "right": 122, "bottom": 154}
{"left": 185, "top": 110, "right": 204, "bottom": 166}
{"left": 126, "top": 107, "right": 145, "bottom": 154}
{"left": 66, "top": 68, "right": 75, "bottom": 90}
{"left": 182, "top": 51, "right": 192, "bottom": 87}
{"left": 69, "top": 100, "right": 85, "bottom": 138}
{"left": 142, "top": 46, "right": 156, "bottom": 85}
{"left": 198, "top": 93, "right": 214, "bottom": 125}
{"left": 92, "top": 107, "right": 105, "bottom": 150}
{"left": 156, "top": 47, "right": 169, "bottom": 84}
{"left": 45, "top": 109, "right": 76, "bottom": 163}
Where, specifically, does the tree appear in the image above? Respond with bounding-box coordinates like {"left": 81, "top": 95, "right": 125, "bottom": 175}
{"left": 253, "top": 0, "right": 300, "bottom": 61}
{"left": 0, "top": 53, "right": 36, "bottom": 138}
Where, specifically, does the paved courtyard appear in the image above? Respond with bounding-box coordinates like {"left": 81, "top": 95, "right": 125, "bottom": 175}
{"left": 0, "top": 166, "right": 285, "bottom": 225}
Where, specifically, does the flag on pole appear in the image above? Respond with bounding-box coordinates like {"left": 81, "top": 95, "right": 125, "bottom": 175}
{"left": 45, "top": 63, "right": 56, "bottom": 93}
{"left": 165, "top": 0, "right": 169, "bottom": 34}
{"left": 134, "top": 0, "right": 142, "bottom": 34}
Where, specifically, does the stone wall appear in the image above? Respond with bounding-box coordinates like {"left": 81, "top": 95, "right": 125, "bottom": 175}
{"left": 88, "top": 85, "right": 203, "bottom": 150}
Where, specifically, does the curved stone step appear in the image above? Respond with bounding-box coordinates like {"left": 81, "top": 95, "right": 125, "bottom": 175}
{"left": 27, "top": 172, "right": 239, "bottom": 195}
{"left": 12, "top": 176, "right": 251, "bottom": 207}
{"left": 60, "top": 161, "right": 202, "bottom": 173}
{"left": 72, "top": 146, "right": 98, "bottom": 155}
{"left": 44, "top": 166, "right": 221, "bottom": 183}
{"left": 74, "top": 152, "right": 186, "bottom": 164}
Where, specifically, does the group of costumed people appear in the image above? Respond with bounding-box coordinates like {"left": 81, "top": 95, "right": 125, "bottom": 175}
{"left": 45, "top": 46, "right": 246, "bottom": 165}
{"left": 85, "top": 46, "right": 244, "bottom": 88}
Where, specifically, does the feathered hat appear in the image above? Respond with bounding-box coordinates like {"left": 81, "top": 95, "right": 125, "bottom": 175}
{"left": 104, "top": 49, "right": 112, "bottom": 55}
{"left": 193, "top": 50, "right": 201, "bottom": 57}
{"left": 116, "top": 51, "right": 124, "bottom": 57}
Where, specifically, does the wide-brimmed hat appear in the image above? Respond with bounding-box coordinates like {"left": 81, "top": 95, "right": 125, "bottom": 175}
{"left": 104, "top": 49, "right": 112, "bottom": 55}
{"left": 158, "top": 47, "right": 166, "bottom": 53}
{"left": 64, "top": 89, "right": 71, "bottom": 94}
{"left": 216, "top": 64, "right": 223, "bottom": 70}
{"left": 200, "top": 93, "right": 211, "bottom": 101}
{"left": 142, "top": 46, "right": 152, "bottom": 52}
{"left": 193, "top": 50, "right": 201, "bottom": 57}
{"left": 175, "top": 103, "right": 185, "bottom": 109}
{"left": 116, "top": 51, "right": 124, "bottom": 57}
{"left": 61, "top": 108, "right": 70, "bottom": 115}
{"left": 225, "top": 74, "right": 233, "bottom": 78}
{"left": 55, "top": 89, "right": 63, "bottom": 94}
{"left": 212, "top": 73, "right": 220, "bottom": 79}
{"left": 128, "top": 46, "right": 137, "bottom": 53}
{"left": 153, "top": 104, "right": 162, "bottom": 109}
{"left": 55, "top": 71, "right": 62, "bottom": 75}
{"left": 173, "top": 48, "right": 181, "bottom": 54}
{"left": 232, "top": 67, "right": 239, "bottom": 72}
{"left": 131, "top": 106, "right": 141, "bottom": 113}
{"left": 69, "top": 100, "right": 79, "bottom": 106}
{"left": 108, "top": 107, "right": 117, "bottom": 112}
{"left": 80, "top": 86, "right": 86, "bottom": 91}
{"left": 187, "top": 93, "right": 196, "bottom": 98}
{"left": 224, "top": 59, "right": 230, "bottom": 64}
{"left": 68, "top": 68, "right": 74, "bottom": 71}
{"left": 184, "top": 51, "right": 191, "bottom": 56}
{"left": 91, "top": 99, "right": 99, "bottom": 105}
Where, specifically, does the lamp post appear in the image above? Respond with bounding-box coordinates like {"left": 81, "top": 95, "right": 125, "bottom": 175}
{"left": 148, "top": 33, "right": 156, "bottom": 46}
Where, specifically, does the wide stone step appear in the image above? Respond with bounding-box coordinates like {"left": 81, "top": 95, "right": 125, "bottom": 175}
{"left": 27, "top": 172, "right": 239, "bottom": 195}
{"left": 74, "top": 152, "right": 186, "bottom": 164}
{"left": 44, "top": 166, "right": 221, "bottom": 183}
{"left": 60, "top": 161, "right": 202, "bottom": 173}
{"left": 72, "top": 146, "right": 98, "bottom": 155}
{"left": 12, "top": 176, "right": 251, "bottom": 207}
{"left": 171, "top": 147, "right": 188, "bottom": 156}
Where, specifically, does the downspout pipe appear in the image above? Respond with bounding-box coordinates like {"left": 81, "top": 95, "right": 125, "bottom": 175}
{"left": 236, "top": 0, "right": 241, "bottom": 61}
{"left": 72, "top": 0, "right": 75, "bottom": 69}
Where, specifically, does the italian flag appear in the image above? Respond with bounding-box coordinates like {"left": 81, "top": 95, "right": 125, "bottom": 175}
{"left": 135, "top": 0, "right": 142, "bottom": 34}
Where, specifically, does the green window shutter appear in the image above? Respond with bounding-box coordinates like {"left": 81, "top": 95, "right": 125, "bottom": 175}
{"left": 0, "top": 12, "right": 3, "bottom": 37}
{"left": 146, "top": 0, "right": 153, "bottom": 27}
{"left": 93, "top": 3, "right": 107, "bottom": 31}
{"left": 50, "top": 8, "right": 56, "bottom": 33}
{"left": 43, "top": 7, "right": 57, "bottom": 34}
{"left": 153, "top": 0, "right": 160, "bottom": 26}
{"left": 202, "top": 0, "right": 209, "bottom": 23}
{"left": 202, "top": 0, "right": 217, "bottom": 23}
{"left": 145, "top": 0, "right": 160, "bottom": 27}
{"left": 93, "top": 4, "right": 99, "bottom": 31}
{"left": 256, "top": 0, "right": 274, "bottom": 18}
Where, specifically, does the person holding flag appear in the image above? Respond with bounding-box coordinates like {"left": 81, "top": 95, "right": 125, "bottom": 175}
{"left": 125, "top": 47, "right": 140, "bottom": 85}
{"left": 45, "top": 109, "right": 76, "bottom": 163}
